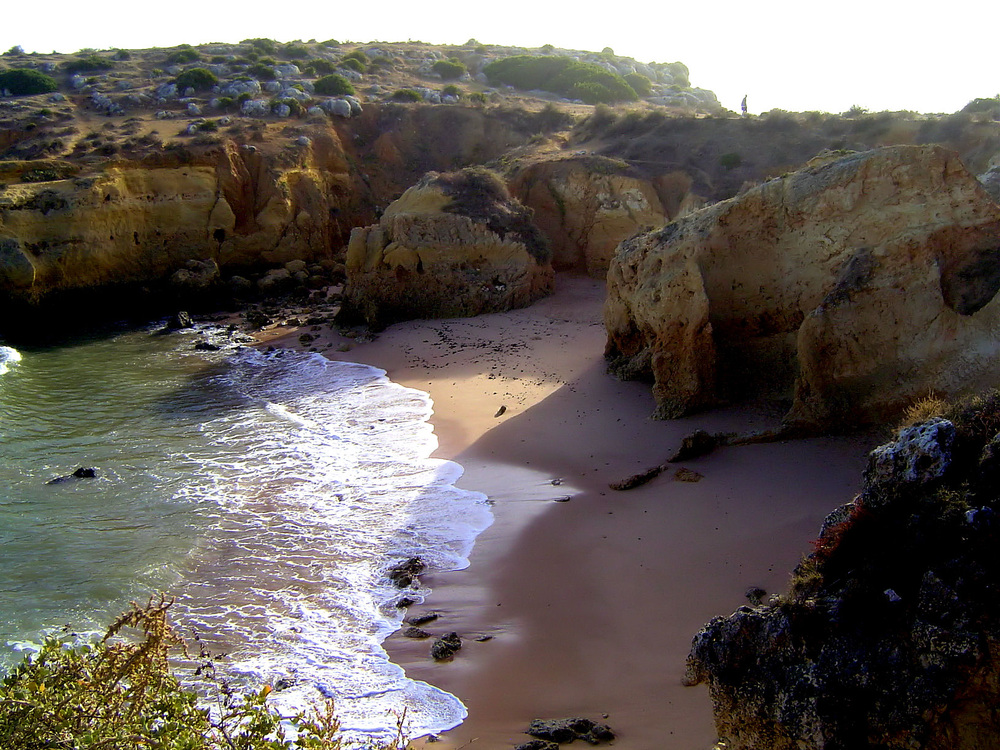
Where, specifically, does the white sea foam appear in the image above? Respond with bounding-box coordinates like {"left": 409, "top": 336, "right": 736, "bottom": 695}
{"left": 168, "top": 348, "right": 493, "bottom": 745}
{"left": 0, "top": 345, "right": 21, "bottom": 375}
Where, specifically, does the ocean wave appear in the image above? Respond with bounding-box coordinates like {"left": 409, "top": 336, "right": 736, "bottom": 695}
{"left": 0, "top": 345, "right": 21, "bottom": 375}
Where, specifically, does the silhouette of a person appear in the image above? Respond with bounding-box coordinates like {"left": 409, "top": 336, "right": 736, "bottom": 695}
{"left": 741, "top": 94, "right": 748, "bottom": 116}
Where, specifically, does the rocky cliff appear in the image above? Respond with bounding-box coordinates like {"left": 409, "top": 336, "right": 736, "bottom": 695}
{"left": 686, "top": 395, "right": 1000, "bottom": 749}
{"left": 0, "top": 127, "right": 363, "bottom": 304}
{"left": 508, "top": 155, "right": 677, "bottom": 277}
{"left": 339, "top": 167, "right": 553, "bottom": 329}
{"left": 604, "top": 145, "right": 1000, "bottom": 428}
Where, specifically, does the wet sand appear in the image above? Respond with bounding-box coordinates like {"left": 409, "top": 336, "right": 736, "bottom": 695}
{"left": 264, "top": 274, "right": 877, "bottom": 749}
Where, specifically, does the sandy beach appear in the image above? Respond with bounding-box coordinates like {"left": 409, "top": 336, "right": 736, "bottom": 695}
{"left": 263, "top": 274, "right": 878, "bottom": 749}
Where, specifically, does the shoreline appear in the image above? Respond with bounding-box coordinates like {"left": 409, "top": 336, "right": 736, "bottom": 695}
{"left": 260, "top": 274, "right": 877, "bottom": 748}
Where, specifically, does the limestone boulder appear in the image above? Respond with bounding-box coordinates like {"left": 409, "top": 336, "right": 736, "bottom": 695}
{"left": 509, "top": 156, "right": 673, "bottom": 277}
{"left": 604, "top": 145, "right": 1000, "bottom": 428}
{"left": 340, "top": 168, "right": 553, "bottom": 329}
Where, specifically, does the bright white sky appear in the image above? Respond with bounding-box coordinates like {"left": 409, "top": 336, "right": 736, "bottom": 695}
{"left": 3, "top": 0, "right": 997, "bottom": 115}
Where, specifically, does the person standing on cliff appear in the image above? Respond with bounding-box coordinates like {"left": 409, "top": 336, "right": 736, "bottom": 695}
{"left": 741, "top": 94, "right": 748, "bottom": 117}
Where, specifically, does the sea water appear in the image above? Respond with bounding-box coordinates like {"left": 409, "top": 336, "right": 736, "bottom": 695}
{"left": 0, "top": 326, "right": 492, "bottom": 744}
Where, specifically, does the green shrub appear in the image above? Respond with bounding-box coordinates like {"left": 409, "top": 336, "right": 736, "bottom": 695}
{"left": 4, "top": 45, "right": 24, "bottom": 56}
{"left": 167, "top": 47, "right": 201, "bottom": 64}
{"left": 342, "top": 49, "right": 369, "bottom": 66}
{"left": 962, "top": 95, "right": 999, "bottom": 114}
{"left": 210, "top": 55, "right": 229, "bottom": 64}
{"left": 282, "top": 43, "right": 311, "bottom": 60}
{"left": 392, "top": 88, "right": 422, "bottom": 102}
{"left": 719, "top": 152, "right": 742, "bottom": 170}
{"left": 242, "top": 38, "right": 277, "bottom": 54}
{"left": 433, "top": 58, "right": 466, "bottom": 80}
{"left": 198, "top": 119, "right": 219, "bottom": 131}
{"left": 339, "top": 57, "right": 365, "bottom": 73}
{"left": 62, "top": 54, "right": 113, "bottom": 73}
{"left": 0, "top": 68, "right": 58, "bottom": 96}
{"left": 305, "top": 58, "right": 336, "bottom": 75}
{"left": 624, "top": 72, "right": 652, "bottom": 97}
{"left": 320, "top": 39, "right": 341, "bottom": 48}
{"left": 0, "top": 597, "right": 382, "bottom": 749}
{"left": 468, "top": 91, "right": 487, "bottom": 105}
{"left": 112, "top": 49, "right": 131, "bottom": 61}
{"left": 484, "top": 55, "right": 637, "bottom": 103}
{"left": 248, "top": 62, "right": 276, "bottom": 80}
{"left": 175, "top": 67, "right": 218, "bottom": 91}
{"left": 442, "top": 84, "right": 461, "bottom": 97}
{"left": 314, "top": 73, "right": 355, "bottom": 96}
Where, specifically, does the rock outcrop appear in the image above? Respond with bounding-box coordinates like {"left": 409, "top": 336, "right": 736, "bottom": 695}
{"left": 0, "top": 128, "right": 360, "bottom": 306}
{"left": 509, "top": 156, "right": 677, "bottom": 277}
{"left": 604, "top": 145, "right": 1000, "bottom": 428}
{"left": 340, "top": 168, "right": 553, "bottom": 329}
{"left": 686, "top": 395, "right": 1000, "bottom": 749}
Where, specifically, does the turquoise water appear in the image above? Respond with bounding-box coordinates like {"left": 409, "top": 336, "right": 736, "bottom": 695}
{"left": 0, "top": 328, "right": 492, "bottom": 743}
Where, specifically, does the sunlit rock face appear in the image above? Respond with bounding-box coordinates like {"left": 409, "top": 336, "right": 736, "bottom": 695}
{"left": 604, "top": 144, "right": 1000, "bottom": 429}
{"left": 0, "top": 130, "right": 359, "bottom": 303}
{"left": 341, "top": 168, "right": 553, "bottom": 329}
{"left": 509, "top": 156, "right": 688, "bottom": 277}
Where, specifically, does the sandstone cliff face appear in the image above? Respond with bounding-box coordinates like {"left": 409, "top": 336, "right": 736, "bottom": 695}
{"left": 509, "top": 156, "right": 672, "bottom": 277}
{"left": 0, "top": 128, "right": 361, "bottom": 304}
{"left": 604, "top": 145, "right": 1000, "bottom": 428}
{"left": 341, "top": 168, "right": 553, "bottom": 329}
{"left": 686, "top": 398, "right": 1000, "bottom": 749}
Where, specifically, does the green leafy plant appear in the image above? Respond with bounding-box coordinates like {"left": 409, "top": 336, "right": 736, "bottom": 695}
{"left": 0, "top": 68, "right": 58, "bottom": 96}
{"left": 175, "top": 67, "right": 218, "bottom": 91}
{"left": 62, "top": 54, "right": 113, "bottom": 73}
{"left": 167, "top": 47, "right": 202, "bottom": 64}
{"left": 339, "top": 57, "right": 364, "bottom": 74}
{"left": 282, "top": 43, "right": 311, "bottom": 60}
{"left": 391, "top": 88, "right": 422, "bottom": 102}
{"left": 719, "top": 152, "right": 742, "bottom": 170}
{"left": 248, "top": 63, "right": 277, "bottom": 81}
{"left": 243, "top": 38, "right": 278, "bottom": 55}
{"left": 441, "top": 84, "right": 461, "bottom": 98}
{"left": 314, "top": 74, "right": 355, "bottom": 96}
{"left": 623, "top": 72, "right": 652, "bottom": 97}
{"left": 483, "top": 55, "right": 637, "bottom": 103}
{"left": 342, "top": 49, "right": 369, "bottom": 66}
{"left": 432, "top": 58, "right": 465, "bottom": 80}
{"left": 0, "top": 596, "right": 408, "bottom": 749}
{"left": 304, "top": 59, "right": 335, "bottom": 75}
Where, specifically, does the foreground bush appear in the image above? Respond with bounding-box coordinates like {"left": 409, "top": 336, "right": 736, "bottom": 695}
{"left": 0, "top": 596, "right": 403, "bottom": 749}
{"left": 0, "top": 68, "right": 58, "bottom": 96}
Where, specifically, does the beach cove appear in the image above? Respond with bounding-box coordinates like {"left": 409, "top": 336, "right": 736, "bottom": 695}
{"left": 261, "top": 274, "right": 878, "bottom": 748}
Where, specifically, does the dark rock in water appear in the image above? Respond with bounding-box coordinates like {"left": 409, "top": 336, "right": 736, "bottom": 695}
{"left": 402, "top": 627, "right": 431, "bottom": 639}
{"left": 526, "top": 717, "right": 615, "bottom": 745}
{"left": 430, "top": 632, "right": 462, "bottom": 660}
{"left": 169, "top": 311, "right": 194, "bottom": 329}
{"left": 669, "top": 429, "right": 718, "bottom": 462}
{"left": 396, "top": 597, "right": 417, "bottom": 609}
{"left": 514, "top": 741, "right": 559, "bottom": 750}
{"left": 273, "top": 677, "right": 296, "bottom": 691}
{"left": 194, "top": 340, "right": 221, "bottom": 351}
{"left": 46, "top": 467, "right": 97, "bottom": 485}
{"left": 407, "top": 612, "right": 439, "bottom": 626}
{"left": 387, "top": 557, "right": 425, "bottom": 588}
{"left": 243, "top": 309, "right": 271, "bottom": 330}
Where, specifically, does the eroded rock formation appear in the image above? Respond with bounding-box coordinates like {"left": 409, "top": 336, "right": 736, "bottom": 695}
{"left": 340, "top": 168, "right": 553, "bottom": 329}
{"left": 604, "top": 145, "right": 1000, "bottom": 428}
{"left": 509, "top": 156, "right": 683, "bottom": 277}
{"left": 0, "top": 127, "right": 362, "bottom": 304}
{"left": 686, "top": 396, "right": 1000, "bottom": 749}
